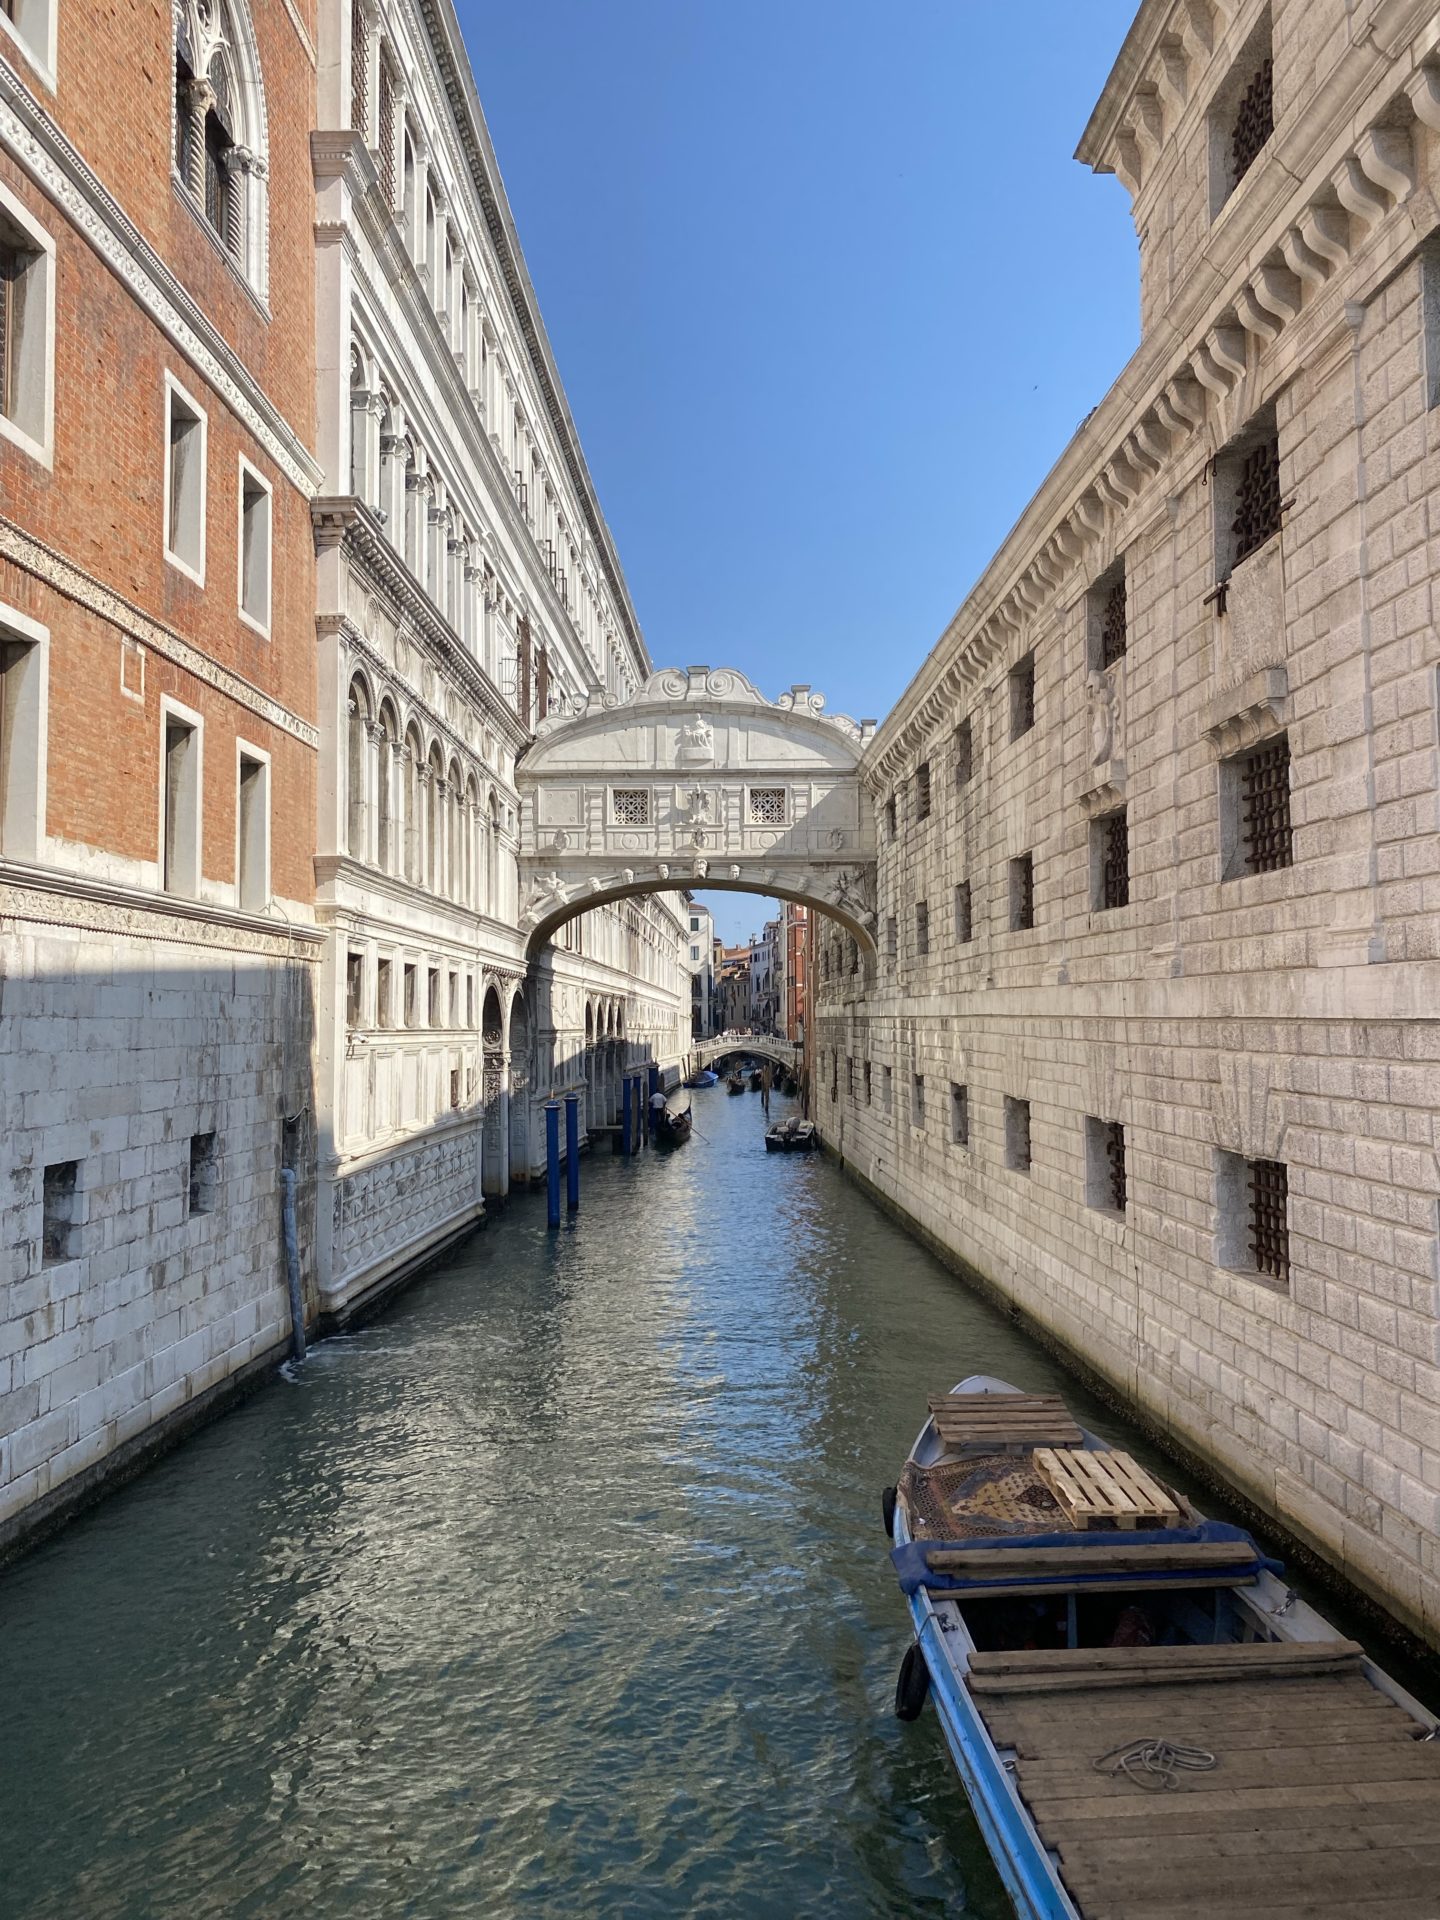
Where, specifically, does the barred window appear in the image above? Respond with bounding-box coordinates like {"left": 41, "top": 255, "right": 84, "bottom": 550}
{"left": 955, "top": 879, "right": 973, "bottom": 943}
{"left": 1086, "top": 1116, "right": 1126, "bottom": 1213}
{"left": 955, "top": 717, "right": 973, "bottom": 789}
{"left": 885, "top": 915, "right": 897, "bottom": 961}
{"left": 1249, "top": 1158, "right": 1289, "bottom": 1284}
{"left": 883, "top": 1065, "right": 893, "bottom": 1113}
{"left": 1223, "top": 735, "right": 1292, "bottom": 879}
{"left": 350, "top": 0, "right": 369, "bottom": 136}
{"left": 1231, "top": 435, "right": 1282, "bottom": 567}
{"left": 885, "top": 795, "right": 896, "bottom": 841}
{"left": 1009, "top": 852, "right": 1035, "bottom": 932}
{"left": 1009, "top": 653, "right": 1035, "bottom": 740}
{"left": 612, "top": 788, "right": 650, "bottom": 826}
{"left": 748, "top": 787, "right": 785, "bottom": 826}
{"left": 377, "top": 57, "right": 398, "bottom": 205}
{"left": 1004, "top": 1096, "right": 1031, "bottom": 1173}
{"left": 846, "top": 1055, "right": 855, "bottom": 1099}
{"left": 863, "top": 1060, "right": 872, "bottom": 1105}
{"left": 42, "top": 1160, "right": 78, "bottom": 1265}
{"left": 911, "top": 1074, "right": 925, "bottom": 1128}
{"left": 1089, "top": 561, "right": 1126, "bottom": 669}
{"left": 1093, "top": 809, "right": 1129, "bottom": 911}
{"left": 915, "top": 760, "right": 931, "bottom": 821}
{"left": 916, "top": 899, "right": 929, "bottom": 956}
{"left": 950, "top": 1082, "right": 969, "bottom": 1146}
{"left": 1230, "top": 55, "right": 1273, "bottom": 189}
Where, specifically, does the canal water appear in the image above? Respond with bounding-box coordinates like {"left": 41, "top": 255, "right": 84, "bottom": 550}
{"left": 3, "top": 1087, "right": 1430, "bottom": 1920}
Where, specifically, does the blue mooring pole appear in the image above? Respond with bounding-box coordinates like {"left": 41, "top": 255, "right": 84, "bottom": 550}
{"left": 564, "top": 1093, "right": 580, "bottom": 1212}
{"left": 621, "top": 1075, "right": 633, "bottom": 1157}
{"left": 545, "top": 1100, "right": 561, "bottom": 1228}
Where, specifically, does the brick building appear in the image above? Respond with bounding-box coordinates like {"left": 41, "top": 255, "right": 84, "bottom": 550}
{"left": 817, "top": 0, "right": 1440, "bottom": 1644}
{"left": 0, "top": 0, "right": 322, "bottom": 1548}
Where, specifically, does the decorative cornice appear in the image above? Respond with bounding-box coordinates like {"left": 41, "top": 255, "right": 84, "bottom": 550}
{"left": 0, "top": 64, "right": 322, "bottom": 496}
{"left": 0, "top": 515, "right": 319, "bottom": 746}
{"left": 0, "top": 859, "right": 324, "bottom": 952}
{"left": 1201, "top": 665, "right": 1289, "bottom": 756}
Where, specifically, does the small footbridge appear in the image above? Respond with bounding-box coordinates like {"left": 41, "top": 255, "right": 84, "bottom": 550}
{"left": 695, "top": 1037, "right": 798, "bottom": 1074}
{"left": 515, "top": 666, "right": 878, "bottom": 955}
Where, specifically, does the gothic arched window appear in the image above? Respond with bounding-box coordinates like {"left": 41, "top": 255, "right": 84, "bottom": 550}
{"left": 173, "top": 0, "right": 268, "bottom": 297}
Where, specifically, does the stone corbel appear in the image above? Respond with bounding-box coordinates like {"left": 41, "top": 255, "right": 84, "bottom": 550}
{"left": 1406, "top": 64, "right": 1440, "bottom": 132}
{"left": 1112, "top": 131, "right": 1143, "bottom": 198}
{"left": 1131, "top": 417, "right": 1171, "bottom": 470}
{"left": 1279, "top": 225, "right": 1330, "bottom": 290}
{"left": 1177, "top": 0, "right": 1212, "bottom": 61}
{"left": 1297, "top": 203, "right": 1350, "bottom": 270}
{"left": 1131, "top": 89, "right": 1166, "bottom": 163}
{"left": 1156, "top": 42, "right": 1189, "bottom": 118}
{"left": 1156, "top": 373, "right": 1205, "bottom": 435}
{"left": 1075, "top": 764, "right": 1127, "bottom": 816}
{"left": 1235, "top": 281, "right": 1281, "bottom": 344}
{"left": 1332, "top": 155, "right": 1388, "bottom": 228}
{"left": 1204, "top": 324, "right": 1247, "bottom": 384}
{"left": 1355, "top": 126, "right": 1414, "bottom": 206}
{"left": 1200, "top": 665, "right": 1289, "bottom": 757}
{"left": 1073, "top": 491, "right": 1106, "bottom": 537}
{"left": 1251, "top": 263, "right": 1302, "bottom": 326}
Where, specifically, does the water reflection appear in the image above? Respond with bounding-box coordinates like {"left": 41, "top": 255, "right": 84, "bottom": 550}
{"left": 6, "top": 1087, "right": 1427, "bottom": 1919}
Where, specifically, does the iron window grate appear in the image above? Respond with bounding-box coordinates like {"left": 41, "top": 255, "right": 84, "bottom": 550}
{"left": 1241, "top": 736, "right": 1292, "bottom": 872}
{"left": 955, "top": 718, "right": 973, "bottom": 788}
{"left": 955, "top": 879, "right": 973, "bottom": 943}
{"left": 1231, "top": 436, "right": 1282, "bottom": 566}
{"left": 1011, "top": 854, "right": 1035, "bottom": 931}
{"left": 378, "top": 61, "right": 397, "bottom": 203}
{"left": 916, "top": 901, "right": 929, "bottom": 955}
{"left": 1231, "top": 56, "right": 1274, "bottom": 188}
{"left": 1103, "top": 1121, "right": 1127, "bottom": 1211}
{"left": 951, "top": 1083, "right": 969, "bottom": 1146}
{"left": 1100, "top": 575, "right": 1127, "bottom": 668}
{"left": 350, "top": 0, "right": 369, "bottom": 134}
{"left": 1011, "top": 655, "right": 1035, "bottom": 738}
{"left": 1249, "top": 1158, "right": 1289, "bottom": 1284}
{"left": 916, "top": 761, "right": 931, "bottom": 820}
{"left": 1101, "top": 810, "right": 1130, "bottom": 910}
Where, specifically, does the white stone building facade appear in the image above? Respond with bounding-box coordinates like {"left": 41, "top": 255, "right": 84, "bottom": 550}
{"left": 309, "top": 0, "right": 690, "bottom": 1319}
{"left": 816, "top": 0, "right": 1440, "bottom": 1646}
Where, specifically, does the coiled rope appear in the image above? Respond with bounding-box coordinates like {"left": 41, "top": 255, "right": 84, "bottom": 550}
{"left": 1092, "top": 1737, "right": 1218, "bottom": 1792}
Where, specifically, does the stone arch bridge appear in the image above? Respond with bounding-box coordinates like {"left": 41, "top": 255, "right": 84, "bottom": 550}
{"left": 695, "top": 1037, "right": 799, "bottom": 1074}
{"left": 515, "top": 666, "right": 878, "bottom": 956}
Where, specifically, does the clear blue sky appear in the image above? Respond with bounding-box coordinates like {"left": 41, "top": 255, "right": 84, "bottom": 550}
{"left": 464, "top": 1, "right": 1139, "bottom": 942}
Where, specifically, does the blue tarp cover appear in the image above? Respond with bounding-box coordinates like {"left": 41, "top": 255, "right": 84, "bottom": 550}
{"left": 891, "top": 1520, "right": 1284, "bottom": 1596}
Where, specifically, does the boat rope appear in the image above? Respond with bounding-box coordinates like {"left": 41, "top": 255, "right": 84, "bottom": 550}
{"left": 1091, "top": 1737, "right": 1218, "bottom": 1792}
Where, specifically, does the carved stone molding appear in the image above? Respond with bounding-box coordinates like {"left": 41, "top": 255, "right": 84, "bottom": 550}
{"left": 1201, "top": 665, "right": 1290, "bottom": 757}
{"left": 1075, "top": 762, "right": 1128, "bottom": 816}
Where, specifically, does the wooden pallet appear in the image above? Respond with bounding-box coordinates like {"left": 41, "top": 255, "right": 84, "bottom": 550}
{"left": 928, "top": 1393, "right": 1083, "bottom": 1451}
{"left": 1033, "top": 1444, "right": 1180, "bottom": 1529}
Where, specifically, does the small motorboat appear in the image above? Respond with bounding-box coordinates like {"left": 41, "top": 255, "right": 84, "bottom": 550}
{"left": 765, "top": 1118, "right": 816, "bottom": 1152}
{"left": 887, "top": 1377, "right": 1439, "bottom": 1920}
{"left": 652, "top": 1106, "right": 692, "bottom": 1149}
{"left": 764, "top": 1120, "right": 791, "bottom": 1152}
{"left": 725, "top": 1074, "right": 745, "bottom": 1094}
{"left": 685, "top": 1068, "right": 718, "bottom": 1089}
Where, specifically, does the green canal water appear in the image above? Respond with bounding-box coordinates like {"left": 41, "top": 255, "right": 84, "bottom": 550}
{"left": 3, "top": 1088, "right": 1430, "bottom": 1919}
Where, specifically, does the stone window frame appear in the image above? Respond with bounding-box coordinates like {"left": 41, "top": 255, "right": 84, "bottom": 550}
{"left": 882, "top": 1064, "right": 893, "bottom": 1115}
{"left": 1008, "top": 851, "right": 1036, "bottom": 932}
{"left": 863, "top": 1060, "right": 872, "bottom": 1106}
{"left": 954, "top": 715, "right": 974, "bottom": 790}
{"left": 0, "top": 597, "right": 49, "bottom": 863}
{"left": 911, "top": 1073, "right": 925, "bottom": 1129}
{"left": 950, "top": 1082, "right": 969, "bottom": 1147}
{"left": 915, "top": 898, "right": 929, "bottom": 956}
{"left": 188, "top": 1131, "right": 219, "bottom": 1216}
{"left": 1084, "top": 1115, "right": 1127, "bottom": 1217}
{"left": 1009, "top": 652, "right": 1036, "bottom": 741}
{"left": 1004, "top": 1095, "right": 1032, "bottom": 1173}
{"left": 0, "top": 178, "right": 55, "bottom": 469}
{"left": 914, "top": 759, "right": 931, "bottom": 821}
{"left": 746, "top": 785, "right": 787, "bottom": 828}
{"left": 1218, "top": 728, "right": 1293, "bottom": 882}
{"left": 235, "top": 736, "right": 271, "bottom": 911}
{"left": 1211, "top": 404, "right": 1283, "bottom": 590}
{"left": 1207, "top": 9, "right": 1275, "bottom": 219}
{"left": 163, "top": 371, "right": 208, "bottom": 587}
{"left": 1086, "top": 555, "right": 1127, "bottom": 672}
{"left": 1215, "top": 1148, "right": 1290, "bottom": 1291}
{"left": 1089, "top": 806, "right": 1130, "bottom": 912}
{"left": 0, "top": 0, "right": 56, "bottom": 87}
{"left": 41, "top": 1158, "right": 81, "bottom": 1268}
{"left": 236, "top": 453, "right": 273, "bottom": 638}
{"left": 158, "top": 693, "right": 204, "bottom": 898}
{"left": 954, "top": 878, "right": 973, "bottom": 943}
{"left": 609, "top": 786, "right": 651, "bottom": 827}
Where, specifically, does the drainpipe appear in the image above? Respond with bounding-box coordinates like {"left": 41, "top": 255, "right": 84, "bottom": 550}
{"left": 280, "top": 1166, "right": 306, "bottom": 1363}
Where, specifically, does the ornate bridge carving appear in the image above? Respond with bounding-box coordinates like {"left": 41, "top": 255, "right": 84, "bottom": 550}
{"left": 516, "top": 666, "right": 877, "bottom": 958}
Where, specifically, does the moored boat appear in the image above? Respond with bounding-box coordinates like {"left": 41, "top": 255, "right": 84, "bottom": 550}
{"left": 652, "top": 1106, "right": 692, "bottom": 1149}
{"left": 887, "top": 1376, "right": 1439, "bottom": 1920}
{"left": 765, "top": 1118, "right": 816, "bottom": 1152}
{"left": 748, "top": 1069, "right": 764, "bottom": 1091}
{"left": 725, "top": 1074, "right": 744, "bottom": 1094}
{"left": 685, "top": 1067, "right": 718, "bottom": 1089}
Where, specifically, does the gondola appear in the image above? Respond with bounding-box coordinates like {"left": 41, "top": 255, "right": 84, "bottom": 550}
{"left": 748, "top": 1069, "right": 764, "bottom": 1091}
{"left": 887, "top": 1375, "right": 1439, "bottom": 1920}
{"left": 725, "top": 1074, "right": 745, "bottom": 1094}
{"left": 652, "top": 1106, "right": 692, "bottom": 1149}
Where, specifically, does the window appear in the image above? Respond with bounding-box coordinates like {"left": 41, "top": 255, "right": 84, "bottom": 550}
{"left": 466, "top": 975, "right": 475, "bottom": 1028}
{"left": 885, "top": 795, "right": 897, "bottom": 841}
{"left": 1222, "top": 734, "right": 1292, "bottom": 879}
{"left": 1089, "top": 560, "right": 1126, "bottom": 670}
{"left": 161, "top": 704, "right": 201, "bottom": 896}
{"left": 0, "top": 182, "right": 55, "bottom": 463}
{"left": 1211, "top": 17, "right": 1274, "bottom": 212}
{"left": 236, "top": 747, "right": 268, "bottom": 910}
{"left": 164, "top": 376, "right": 207, "bottom": 583}
{"left": 950, "top": 1083, "right": 969, "bottom": 1147}
{"left": 428, "top": 967, "right": 440, "bottom": 1026}
{"left": 915, "top": 761, "right": 931, "bottom": 821}
{"left": 376, "top": 956, "right": 393, "bottom": 1029}
{"left": 1217, "top": 1150, "right": 1289, "bottom": 1287}
{"left": 916, "top": 900, "right": 929, "bottom": 956}
{"left": 1009, "top": 653, "right": 1035, "bottom": 740}
{"left": 0, "top": 0, "right": 56, "bottom": 80}
{"left": 911, "top": 1074, "right": 925, "bottom": 1128}
{"left": 830, "top": 1052, "right": 838, "bottom": 1102}
{"left": 403, "top": 962, "right": 417, "bottom": 1026}
{"left": 1009, "top": 852, "right": 1035, "bottom": 932}
{"left": 748, "top": 787, "right": 785, "bottom": 826}
{"left": 885, "top": 915, "right": 897, "bottom": 962}
{"left": 882, "top": 1065, "right": 893, "bottom": 1115}
{"left": 449, "top": 970, "right": 459, "bottom": 1027}
{"left": 41, "top": 1160, "right": 78, "bottom": 1265}
{"left": 612, "top": 788, "right": 650, "bottom": 826}
{"left": 1215, "top": 409, "right": 1282, "bottom": 582}
{"left": 1004, "top": 1096, "right": 1031, "bottom": 1173}
{"left": 1085, "top": 1117, "right": 1127, "bottom": 1214}
{"left": 238, "top": 459, "right": 272, "bottom": 634}
{"left": 349, "top": 0, "right": 369, "bottom": 134}
{"left": 846, "top": 1055, "right": 855, "bottom": 1099}
{"left": 174, "top": 0, "right": 268, "bottom": 295}
{"left": 954, "top": 879, "right": 973, "bottom": 943}
{"left": 863, "top": 1060, "right": 872, "bottom": 1105}
{"left": 450, "top": 1067, "right": 462, "bottom": 1109}
{"left": 954, "top": 717, "right": 973, "bottom": 789}
{"left": 0, "top": 604, "right": 47, "bottom": 860}
{"left": 1092, "top": 809, "right": 1129, "bottom": 911}
{"left": 346, "top": 951, "right": 364, "bottom": 1027}
{"left": 188, "top": 1132, "right": 217, "bottom": 1215}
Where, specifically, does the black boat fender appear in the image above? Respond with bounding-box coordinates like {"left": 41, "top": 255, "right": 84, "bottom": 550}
{"left": 880, "top": 1485, "right": 897, "bottom": 1536}
{"left": 894, "top": 1641, "right": 929, "bottom": 1722}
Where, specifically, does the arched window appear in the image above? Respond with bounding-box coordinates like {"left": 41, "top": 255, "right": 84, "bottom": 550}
{"left": 486, "top": 789, "right": 500, "bottom": 913}
{"left": 346, "top": 674, "right": 371, "bottom": 860}
{"left": 348, "top": 346, "right": 368, "bottom": 499}
{"left": 377, "top": 701, "right": 399, "bottom": 872}
{"left": 447, "top": 757, "right": 463, "bottom": 903}
{"left": 404, "top": 723, "right": 424, "bottom": 884}
{"left": 464, "top": 775, "right": 480, "bottom": 907}
{"left": 427, "top": 744, "right": 445, "bottom": 894}
{"left": 174, "top": 0, "right": 268, "bottom": 296}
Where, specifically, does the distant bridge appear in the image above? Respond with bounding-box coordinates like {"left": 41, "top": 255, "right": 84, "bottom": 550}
{"left": 695, "top": 1037, "right": 798, "bottom": 1073}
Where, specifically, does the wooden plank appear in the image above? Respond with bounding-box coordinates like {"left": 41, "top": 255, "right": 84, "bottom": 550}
{"left": 1087, "top": 1901, "right": 1440, "bottom": 1920}
{"left": 1024, "top": 1779, "right": 1440, "bottom": 1829}
{"left": 1056, "top": 1820, "right": 1432, "bottom": 1863}
{"left": 927, "top": 1540, "right": 1251, "bottom": 1572}
{"left": 1015, "top": 1747, "right": 1440, "bottom": 1795}
{"left": 925, "top": 1573, "right": 1254, "bottom": 1601}
{"left": 991, "top": 1718, "right": 1417, "bottom": 1757}
{"left": 1058, "top": 1848, "right": 1440, "bottom": 1906}
{"left": 968, "top": 1639, "right": 1363, "bottom": 1676}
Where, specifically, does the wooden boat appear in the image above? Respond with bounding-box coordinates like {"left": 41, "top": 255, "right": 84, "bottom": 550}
{"left": 748, "top": 1069, "right": 764, "bottom": 1091}
{"left": 888, "top": 1375, "right": 1440, "bottom": 1920}
{"left": 725, "top": 1074, "right": 745, "bottom": 1094}
{"left": 652, "top": 1106, "right": 692, "bottom": 1149}
{"left": 685, "top": 1068, "right": 718, "bottom": 1088}
{"left": 765, "top": 1118, "right": 816, "bottom": 1152}
{"left": 765, "top": 1120, "right": 792, "bottom": 1151}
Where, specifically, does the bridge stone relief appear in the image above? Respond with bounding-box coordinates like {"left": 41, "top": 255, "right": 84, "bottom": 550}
{"left": 515, "top": 667, "right": 878, "bottom": 955}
